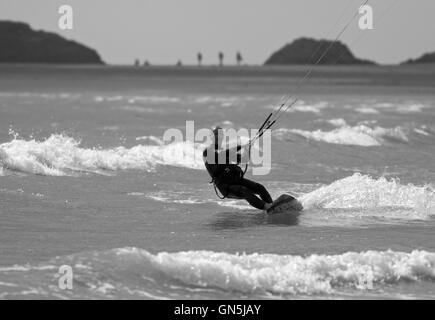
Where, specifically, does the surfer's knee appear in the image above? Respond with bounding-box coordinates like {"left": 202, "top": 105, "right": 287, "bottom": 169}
{"left": 257, "top": 184, "right": 267, "bottom": 193}
{"left": 256, "top": 184, "right": 272, "bottom": 204}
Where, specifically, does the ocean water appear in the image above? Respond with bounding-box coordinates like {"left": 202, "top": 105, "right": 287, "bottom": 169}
{"left": 0, "top": 65, "right": 435, "bottom": 299}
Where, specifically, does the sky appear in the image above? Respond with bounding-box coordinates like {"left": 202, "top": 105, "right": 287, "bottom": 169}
{"left": 1, "top": 0, "right": 434, "bottom": 65}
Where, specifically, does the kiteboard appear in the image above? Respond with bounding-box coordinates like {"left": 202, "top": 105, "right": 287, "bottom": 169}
{"left": 266, "top": 194, "right": 303, "bottom": 215}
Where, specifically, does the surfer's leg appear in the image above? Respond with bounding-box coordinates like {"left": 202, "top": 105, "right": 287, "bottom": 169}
{"left": 239, "top": 178, "right": 273, "bottom": 204}
{"left": 226, "top": 185, "right": 266, "bottom": 210}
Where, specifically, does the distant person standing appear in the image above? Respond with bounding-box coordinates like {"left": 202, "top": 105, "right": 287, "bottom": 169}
{"left": 236, "top": 52, "right": 243, "bottom": 66}
{"left": 197, "top": 52, "right": 202, "bottom": 66}
{"left": 134, "top": 58, "right": 140, "bottom": 67}
{"left": 218, "top": 52, "right": 224, "bottom": 66}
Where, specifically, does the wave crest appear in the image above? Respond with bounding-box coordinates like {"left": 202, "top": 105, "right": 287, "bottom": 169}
{"left": 275, "top": 123, "right": 409, "bottom": 146}
{"left": 2, "top": 247, "right": 435, "bottom": 298}
{"left": 0, "top": 134, "right": 204, "bottom": 176}
{"left": 300, "top": 173, "right": 435, "bottom": 215}
{"left": 126, "top": 248, "right": 435, "bottom": 295}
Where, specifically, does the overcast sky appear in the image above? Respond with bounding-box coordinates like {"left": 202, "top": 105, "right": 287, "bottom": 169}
{"left": 1, "top": 0, "right": 434, "bottom": 65}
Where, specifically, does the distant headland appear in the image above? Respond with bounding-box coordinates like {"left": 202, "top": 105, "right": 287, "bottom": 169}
{"left": 0, "top": 21, "right": 104, "bottom": 64}
{"left": 264, "top": 37, "right": 375, "bottom": 65}
{"left": 402, "top": 52, "right": 435, "bottom": 65}
{"left": 1, "top": 20, "right": 434, "bottom": 67}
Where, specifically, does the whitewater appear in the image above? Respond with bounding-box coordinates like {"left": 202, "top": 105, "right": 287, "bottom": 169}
{"left": 0, "top": 65, "right": 435, "bottom": 299}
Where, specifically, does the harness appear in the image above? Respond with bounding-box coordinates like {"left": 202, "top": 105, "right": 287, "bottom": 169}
{"left": 207, "top": 142, "right": 245, "bottom": 199}
{"left": 210, "top": 165, "right": 244, "bottom": 199}
{"left": 211, "top": 177, "right": 226, "bottom": 199}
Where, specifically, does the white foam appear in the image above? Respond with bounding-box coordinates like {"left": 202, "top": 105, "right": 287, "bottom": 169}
{"left": 373, "top": 102, "right": 426, "bottom": 113}
{"left": 216, "top": 200, "right": 252, "bottom": 210}
{"left": 375, "top": 102, "right": 394, "bottom": 108}
{"left": 141, "top": 190, "right": 251, "bottom": 208}
{"left": 147, "top": 195, "right": 171, "bottom": 202}
{"left": 0, "top": 281, "right": 17, "bottom": 287}
{"left": 99, "top": 126, "right": 119, "bottom": 131}
{"left": 131, "top": 248, "right": 435, "bottom": 295}
{"left": 0, "top": 92, "right": 76, "bottom": 99}
{"left": 194, "top": 96, "right": 237, "bottom": 107}
{"left": 269, "top": 101, "right": 328, "bottom": 114}
{"left": 144, "top": 191, "right": 208, "bottom": 204}
{"left": 135, "top": 135, "right": 164, "bottom": 145}
{"left": 358, "top": 120, "right": 378, "bottom": 125}
{"left": 355, "top": 101, "right": 428, "bottom": 115}
{"left": 300, "top": 173, "right": 435, "bottom": 216}
{"left": 356, "top": 107, "right": 380, "bottom": 114}
{"left": 275, "top": 123, "right": 409, "bottom": 147}
{"left": 421, "top": 125, "right": 435, "bottom": 136}
{"left": 194, "top": 96, "right": 255, "bottom": 107}
{"left": 395, "top": 104, "right": 425, "bottom": 113}
{"left": 325, "top": 118, "right": 348, "bottom": 127}
{"left": 118, "top": 105, "right": 158, "bottom": 114}
{"left": 293, "top": 105, "right": 321, "bottom": 113}
{"left": 127, "top": 192, "right": 145, "bottom": 196}
{"left": 414, "top": 128, "right": 430, "bottom": 136}
{"left": 285, "top": 127, "right": 380, "bottom": 146}
{"left": 128, "top": 96, "right": 180, "bottom": 104}
{"left": 106, "top": 95, "right": 123, "bottom": 102}
{"left": 0, "top": 134, "right": 204, "bottom": 176}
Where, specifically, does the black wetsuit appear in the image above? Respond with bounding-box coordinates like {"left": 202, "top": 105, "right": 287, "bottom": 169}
{"left": 203, "top": 144, "right": 273, "bottom": 210}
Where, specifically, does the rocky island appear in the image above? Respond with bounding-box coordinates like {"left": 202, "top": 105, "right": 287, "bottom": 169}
{"left": 264, "top": 37, "right": 375, "bottom": 65}
{"left": 402, "top": 52, "right": 435, "bottom": 64}
{"left": 0, "top": 21, "right": 104, "bottom": 64}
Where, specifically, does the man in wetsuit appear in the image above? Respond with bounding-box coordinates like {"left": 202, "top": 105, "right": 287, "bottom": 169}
{"left": 203, "top": 127, "right": 273, "bottom": 211}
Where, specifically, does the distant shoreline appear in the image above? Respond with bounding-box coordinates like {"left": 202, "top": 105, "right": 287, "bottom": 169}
{"left": 1, "top": 63, "right": 434, "bottom": 74}
{"left": 1, "top": 62, "right": 435, "bottom": 69}
{"left": 1, "top": 63, "right": 434, "bottom": 93}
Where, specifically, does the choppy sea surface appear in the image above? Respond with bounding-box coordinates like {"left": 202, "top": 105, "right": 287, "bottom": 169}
{"left": 0, "top": 65, "right": 435, "bottom": 299}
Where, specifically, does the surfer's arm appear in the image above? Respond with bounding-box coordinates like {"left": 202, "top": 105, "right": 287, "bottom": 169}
{"left": 203, "top": 148, "right": 225, "bottom": 177}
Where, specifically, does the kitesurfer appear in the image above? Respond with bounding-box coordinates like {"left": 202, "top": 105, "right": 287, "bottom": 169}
{"left": 203, "top": 127, "right": 273, "bottom": 210}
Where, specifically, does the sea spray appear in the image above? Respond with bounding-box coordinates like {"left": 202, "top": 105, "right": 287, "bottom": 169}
{"left": 300, "top": 173, "right": 435, "bottom": 214}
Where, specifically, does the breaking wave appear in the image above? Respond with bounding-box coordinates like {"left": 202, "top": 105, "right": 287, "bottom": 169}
{"left": 0, "top": 134, "right": 204, "bottom": 176}
{"left": 144, "top": 249, "right": 435, "bottom": 295}
{"left": 274, "top": 123, "right": 409, "bottom": 146}
{"left": 300, "top": 173, "right": 435, "bottom": 217}
{"left": 1, "top": 247, "right": 435, "bottom": 299}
